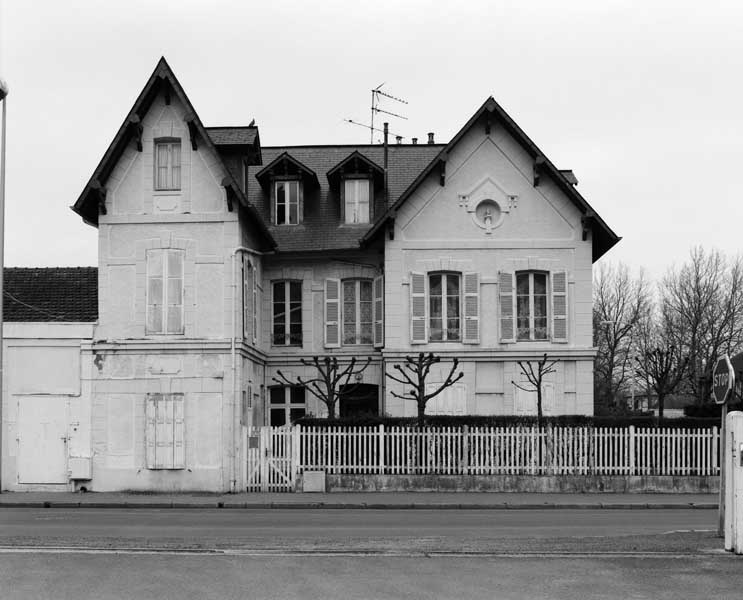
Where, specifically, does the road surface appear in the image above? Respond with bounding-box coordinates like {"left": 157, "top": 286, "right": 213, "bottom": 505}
{"left": 0, "top": 507, "right": 740, "bottom": 599}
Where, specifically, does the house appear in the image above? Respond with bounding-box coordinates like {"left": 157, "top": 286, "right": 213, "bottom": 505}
{"left": 0, "top": 58, "right": 618, "bottom": 492}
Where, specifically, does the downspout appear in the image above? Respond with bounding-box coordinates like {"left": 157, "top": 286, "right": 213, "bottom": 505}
{"left": 230, "top": 246, "right": 270, "bottom": 493}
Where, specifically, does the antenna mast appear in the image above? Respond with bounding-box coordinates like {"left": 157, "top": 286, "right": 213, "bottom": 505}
{"left": 370, "top": 83, "right": 408, "bottom": 143}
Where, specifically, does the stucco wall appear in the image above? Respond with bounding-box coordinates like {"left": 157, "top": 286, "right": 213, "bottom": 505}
{"left": 1, "top": 323, "right": 94, "bottom": 491}
{"left": 382, "top": 120, "right": 595, "bottom": 416}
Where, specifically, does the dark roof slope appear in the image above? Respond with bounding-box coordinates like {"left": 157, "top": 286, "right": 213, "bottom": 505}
{"left": 246, "top": 144, "right": 443, "bottom": 252}
{"left": 3, "top": 268, "right": 98, "bottom": 322}
{"left": 206, "top": 126, "right": 258, "bottom": 146}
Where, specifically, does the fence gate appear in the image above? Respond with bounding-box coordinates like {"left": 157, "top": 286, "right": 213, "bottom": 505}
{"left": 246, "top": 427, "right": 296, "bottom": 492}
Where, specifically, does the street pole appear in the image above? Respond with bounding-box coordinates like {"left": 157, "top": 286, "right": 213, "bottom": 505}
{"left": 0, "top": 81, "right": 8, "bottom": 492}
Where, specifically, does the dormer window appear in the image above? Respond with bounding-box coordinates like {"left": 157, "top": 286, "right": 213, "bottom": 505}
{"left": 275, "top": 180, "right": 301, "bottom": 225}
{"left": 343, "top": 179, "right": 370, "bottom": 224}
{"left": 154, "top": 139, "right": 181, "bottom": 191}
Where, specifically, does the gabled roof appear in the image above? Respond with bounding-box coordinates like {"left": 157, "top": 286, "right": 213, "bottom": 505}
{"left": 3, "top": 267, "right": 98, "bottom": 322}
{"left": 326, "top": 150, "right": 384, "bottom": 182}
{"left": 71, "top": 58, "right": 276, "bottom": 249}
{"left": 255, "top": 152, "right": 320, "bottom": 188}
{"left": 362, "top": 97, "right": 620, "bottom": 262}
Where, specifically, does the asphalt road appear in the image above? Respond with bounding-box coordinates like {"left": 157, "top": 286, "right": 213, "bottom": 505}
{"left": 1, "top": 508, "right": 740, "bottom": 599}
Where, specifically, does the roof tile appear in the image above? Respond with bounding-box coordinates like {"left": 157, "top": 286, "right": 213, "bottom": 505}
{"left": 3, "top": 267, "right": 98, "bottom": 322}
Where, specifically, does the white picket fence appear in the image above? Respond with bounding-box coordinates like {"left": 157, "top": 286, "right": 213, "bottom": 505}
{"left": 293, "top": 425, "right": 720, "bottom": 477}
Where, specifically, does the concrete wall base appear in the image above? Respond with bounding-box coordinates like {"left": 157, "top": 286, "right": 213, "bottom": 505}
{"left": 324, "top": 474, "right": 719, "bottom": 494}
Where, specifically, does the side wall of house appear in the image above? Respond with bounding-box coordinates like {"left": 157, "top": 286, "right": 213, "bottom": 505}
{"left": 1, "top": 323, "right": 93, "bottom": 491}
{"left": 383, "top": 121, "right": 595, "bottom": 417}
{"left": 90, "top": 91, "right": 264, "bottom": 491}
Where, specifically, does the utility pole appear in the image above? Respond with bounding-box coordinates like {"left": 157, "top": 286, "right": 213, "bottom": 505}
{"left": 0, "top": 79, "right": 8, "bottom": 492}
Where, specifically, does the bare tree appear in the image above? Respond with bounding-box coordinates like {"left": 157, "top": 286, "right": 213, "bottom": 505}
{"left": 593, "top": 262, "right": 651, "bottom": 409}
{"left": 273, "top": 356, "right": 372, "bottom": 419}
{"left": 634, "top": 306, "right": 688, "bottom": 419}
{"left": 511, "top": 353, "right": 558, "bottom": 422}
{"left": 385, "top": 353, "right": 464, "bottom": 427}
{"left": 661, "top": 247, "right": 743, "bottom": 404}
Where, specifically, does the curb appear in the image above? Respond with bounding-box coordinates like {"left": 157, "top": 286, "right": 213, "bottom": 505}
{"left": 0, "top": 501, "right": 719, "bottom": 510}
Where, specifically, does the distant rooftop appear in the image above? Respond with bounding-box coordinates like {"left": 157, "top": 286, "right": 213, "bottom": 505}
{"left": 3, "top": 267, "right": 98, "bottom": 322}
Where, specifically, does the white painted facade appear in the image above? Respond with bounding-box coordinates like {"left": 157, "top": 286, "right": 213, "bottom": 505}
{"left": 0, "top": 58, "right": 616, "bottom": 492}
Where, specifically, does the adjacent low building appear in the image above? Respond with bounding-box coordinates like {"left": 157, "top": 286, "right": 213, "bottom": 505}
{"left": 1, "top": 58, "right": 619, "bottom": 492}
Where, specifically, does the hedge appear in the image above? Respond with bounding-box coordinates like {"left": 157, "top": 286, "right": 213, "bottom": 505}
{"left": 295, "top": 414, "right": 720, "bottom": 429}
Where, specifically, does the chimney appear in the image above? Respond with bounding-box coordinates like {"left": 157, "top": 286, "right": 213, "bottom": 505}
{"left": 427, "top": 132, "right": 435, "bottom": 144}
{"left": 412, "top": 137, "right": 418, "bottom": 145}
{"left": 396, "top": 135, "right": 402, "bottom": 145}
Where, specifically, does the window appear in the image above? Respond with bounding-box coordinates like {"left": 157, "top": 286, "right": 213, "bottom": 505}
{"left": 154, "top": 139, "right": 181, "bottom": 190}
{"left": 342, "top": 279, "right": 373, "bottom": 345}
{"left": 429, "top": 272, "right": 461, "bottom": 341}
{"left": 146, "top": 249, "right": 184, "bottom": 334}
{"left": 269, "top": 386, "right": 306, "bottom": 426}
{"left": 516, "top": 271, "right": 548, "bottom": 340}
{"left": 145, "top": 393, "right": 185, "bottom": 469}
{"left": 275, "top": 180, "right": 301, "bottom": 225}
{"left": 344, "top": 179, "right": 370, "bottom": 224}
{"left": 272, "top": 281, "right": 302, "bottom": 346}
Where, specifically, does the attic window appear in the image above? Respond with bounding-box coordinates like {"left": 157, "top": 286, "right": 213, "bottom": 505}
{"left": 275, "top": 180, "right": 302, "bottom": 225}
{"left": 154, "top": 139, "right": 181, "bottom": 191}
{"left": 343, "top": 179, "right": 371, "bottom": 224}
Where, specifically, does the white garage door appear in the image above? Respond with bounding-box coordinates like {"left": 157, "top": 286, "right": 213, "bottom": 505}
{"left": 18, "top": 396, "right": 68, "bottom": 484}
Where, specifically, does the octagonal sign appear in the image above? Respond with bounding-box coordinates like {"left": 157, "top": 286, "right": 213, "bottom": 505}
{"left": 712, "top": 354, "right": 735, "bottom": 405}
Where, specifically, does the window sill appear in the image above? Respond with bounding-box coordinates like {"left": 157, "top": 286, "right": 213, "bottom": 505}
{"left": 153, "top": 190, "right": 182, "bottom": 195}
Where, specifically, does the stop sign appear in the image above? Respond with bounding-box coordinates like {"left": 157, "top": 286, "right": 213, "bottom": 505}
{"left": 712, "top": 354, "right": 735, "bottom": 405}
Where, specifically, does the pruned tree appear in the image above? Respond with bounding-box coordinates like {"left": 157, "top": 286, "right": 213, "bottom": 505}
{"left": 511, "top": 353, "right": 557, "bottom": 422}
{"left": 273, "top": 356, "right": 372, "bottom": 419}
{"left": 661, "top": 247, "right": 743, "bottom": 404}
{"left": 385, "top": 353, "right": 464, "bottom": 427}
{"left": 593, "top": 262, "right": 651, "bottom": 409}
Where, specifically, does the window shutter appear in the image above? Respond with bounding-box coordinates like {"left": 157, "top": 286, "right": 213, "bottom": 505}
{"left": 270, "top": 181, "right": 276, "bottom": 224}
{"left": 324, "top": 278, "right": 341, "bottom": 348}
{"left": 166, "top": 250, "right": 184, "bottom": 334}
{"left": 499, "top": 271, "right": 515, "bottom": 343}
{"left": 172, "top": 394, "right": 185, "bottom": 468}
{"left": 156, "top": 394, "right": 174, "bottom": 469}
{"left": 410, "top": 271, "right": 427, "bottom": 344}
{"left": 297, "top": 181, "right": 304, "bottom": 224}
{"left": 252, "top": 267, "right": 258, "bottom": 346}
{"left": 145, "top": 393, "right": 158, "bottom": 469}
{"left": 463, "top": 272, "right": 480, "bottom": 344}
{"left": 552, "top": 270, "right": 568, "bottom": 342}
{"left": 373, "top": 275, "right": 384, "bottom": 348}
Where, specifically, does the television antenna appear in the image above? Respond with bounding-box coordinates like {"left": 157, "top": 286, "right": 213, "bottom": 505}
{"left": 370, "top": 83, "right": 408, "bottom": 143}
{"left": 343, "top": 84, "right": 409, "bottom": 144}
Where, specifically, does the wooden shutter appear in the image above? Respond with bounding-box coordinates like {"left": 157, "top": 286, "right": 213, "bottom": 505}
{"left": 463, "top": 272, "right": 480, "bottom": 344}
{"left": 324, "top": 278, "right": 341, "bottom": 348}
{"left": 252, "top": 266, "right": 258, "bottom": 346}
{"left": 373, "top": 275, "right": 384, "bottom": 348}
{"left": 145, "top": 393, "right": 158, "bottom": 468}
{"left": 297, "top": 181, "right": 304, "bottom": 224}
{"left": 552, "top": 270, "right": 568, "bottom": 342}
{"left": 172, "top": 394, "right": 185, "bottom": 469}
{"left": 410, "top": 271, "right": 427, "bottom": 344}
{"left": 156, "top": 394, "right": 174, "bottom": 469}
{"left": 499, "top": 271, "right": 515, "bottom": 343}
{"left": 146, "top": 249, "right": 163, "bottom": 334}
{"left": 166, "top": 250, "right": 184, "bottom": 334}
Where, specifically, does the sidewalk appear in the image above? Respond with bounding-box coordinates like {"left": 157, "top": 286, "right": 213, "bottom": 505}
{"left": 0, "top": 491, "right": 718, "bottom": 510}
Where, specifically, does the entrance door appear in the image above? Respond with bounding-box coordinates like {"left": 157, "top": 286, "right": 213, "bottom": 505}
{"left": 18, "top": 396, "right": 68, "bottom": 484}
{"left": 339, "top": 384, "right": 379, "bottom": 417}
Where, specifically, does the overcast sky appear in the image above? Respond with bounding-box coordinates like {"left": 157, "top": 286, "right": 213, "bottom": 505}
{"left": 1, "top": 0, "right": 741, "bottom": 281}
